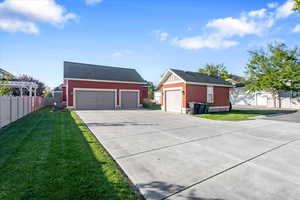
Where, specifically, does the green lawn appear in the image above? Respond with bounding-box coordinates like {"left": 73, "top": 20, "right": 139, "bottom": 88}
{"left": 195, "top": 109, "right": 275, "bottom": 121}
{"left": 143, "top": 104, "right": 161, "bottom": 110}
{"left": 0, "top": 107, "right": 139, "bottom": 200}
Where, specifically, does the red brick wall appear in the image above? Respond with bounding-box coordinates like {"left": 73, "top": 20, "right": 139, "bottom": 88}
{"left": 186, "top": 84, "right": 230, "bottom": 107}
{"left": 186, "top": 84, "right": 207, "bottom": 108}
{"left": 212, "top": 86, "right": 230, "bottom": 107}
{"left": 66, "top": 80, "right": 148, "bottom": 107}
{"left": 62, "top": 87, "right": 66, "bottom": 102}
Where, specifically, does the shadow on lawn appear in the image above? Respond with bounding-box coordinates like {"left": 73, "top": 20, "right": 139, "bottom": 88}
{"left": 47, "top": 111, "right": 139, "bottom": 200}
{"left": 137, "top": 181, "right": 226, "bottom": 200}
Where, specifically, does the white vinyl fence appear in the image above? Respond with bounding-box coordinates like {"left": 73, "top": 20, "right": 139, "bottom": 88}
{"left": 0, "top": 96, "right": 53, "bottom": 128}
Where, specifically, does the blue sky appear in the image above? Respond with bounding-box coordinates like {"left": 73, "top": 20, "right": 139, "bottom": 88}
{"left": 0, "top": 0, "right": 299, "bottom": 88}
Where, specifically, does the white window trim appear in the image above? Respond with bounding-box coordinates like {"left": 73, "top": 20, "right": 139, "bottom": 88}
{"left": 162, "top": 87, "right": 183, "bottom": 113}
{"left": 73, "top": 88, "right": 117, "bottom": 109}
{"left": 64, "top": 78, "right": 147, "bottom": 85}
{"left": 119, "top": 89, "right": 140, "bottom": 108}
{"left": 207, "top": 86, "right": 214, "bottom": 103}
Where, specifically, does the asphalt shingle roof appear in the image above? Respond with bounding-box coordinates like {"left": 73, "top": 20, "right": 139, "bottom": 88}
{"left": 64, "top": 61, "right": 146, "bottom": 83}
{"left": 171, "top": 68, "right": 232, "bottom": 86}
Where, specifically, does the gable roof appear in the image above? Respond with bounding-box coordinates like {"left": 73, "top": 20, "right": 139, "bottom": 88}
{"left": 158, "top": 69, "right": 233, "bottom": 87}
{"left": 0, "top": 68, "right": 15, "bottom": 80}
{"left": 64, "top": 61, "right": 146, "bottom": 84}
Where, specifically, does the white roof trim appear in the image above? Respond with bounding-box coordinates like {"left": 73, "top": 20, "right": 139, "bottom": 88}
{"left": 186, "top": 82, "right": 234, "bottom": 87}
{"left": 157, "top": 69, "right": 185, "bottom": 88}
{"left": 64, "top": 78, "right": 147, "bottom": 85}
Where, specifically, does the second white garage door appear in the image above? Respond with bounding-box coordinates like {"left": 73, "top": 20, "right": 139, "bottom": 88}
{"left": 120, "top": 90, "right": 139, "bottom": 109}
{"left": 165, "top": 90, "right": 182, "bottom": 112}
{"left": 75, "top": 90, "right": 116, "bottom": 110}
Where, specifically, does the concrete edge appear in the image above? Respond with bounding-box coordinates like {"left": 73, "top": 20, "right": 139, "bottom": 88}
{"left": 72, "top": 111, "right": 146, "bottom": 200}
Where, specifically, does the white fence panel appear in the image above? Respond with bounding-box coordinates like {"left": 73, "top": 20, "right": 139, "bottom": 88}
{"left": 0, "top": 96, "right": 53, "bottom": 128}
{"left": 0, "top": 96, "right": 11, "bottom": 128}
{"left": 18, "top": 97, "right": 24, "bottom": 119}
{"left": 11, "top": 97, "right": 18, "bottom": 123}
{"left": 24, "top": 97, "right": 29, "bottom": 116}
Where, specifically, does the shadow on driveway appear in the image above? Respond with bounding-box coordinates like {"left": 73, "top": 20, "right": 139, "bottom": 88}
{"left": 137, "top": 181, "right": 226, "bottom": 200}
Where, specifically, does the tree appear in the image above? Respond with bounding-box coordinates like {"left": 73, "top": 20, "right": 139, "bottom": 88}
{"left": 293, "top": 0, "right": 300, "bottom": 12}
{"left": 0, "top": 80, "right": 13, "bottom": 96}
{"left": 147, "top": 81, "right": 155, "bottom": 99}
{"left": 198, "top": 63, "right": 230, "bottom": 79}
{"left": 245, "top": 42, "right": 300, "bottom": 107}
{"left": 15, "top": 74, "right": 46, "bottom": 96}
{"left": 0, "top": 72, "right": 13, "bottom": 96}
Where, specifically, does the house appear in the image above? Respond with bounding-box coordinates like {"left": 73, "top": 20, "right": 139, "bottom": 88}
{"left": 158, "top": 69, "right": 233, "bottom": 113}
{"left": 230, "top": 86, "right": 300, "bottom": 109}
{"left": 64, "top": 61, "right": 148, "bottom": 110}
{"left": 0, "top": 68, "right": 14, "bottom": 80}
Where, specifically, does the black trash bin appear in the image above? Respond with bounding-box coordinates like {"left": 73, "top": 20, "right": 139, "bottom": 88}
{"left": 189, "top": 102, "right": 197, "bottom": 115}
{"left": 199, "top": 104, "right": 204, "bottom": 114}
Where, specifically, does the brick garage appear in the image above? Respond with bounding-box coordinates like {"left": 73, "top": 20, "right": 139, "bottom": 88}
{"left": 64, "top": 61, "right": 148, "bottom": 110}
{"left": 158, "top": 69, "right": 233, "bottom": 113}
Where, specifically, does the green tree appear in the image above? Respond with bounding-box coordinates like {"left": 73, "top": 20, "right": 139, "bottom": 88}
{"left": 147, "top": 81, "right": 155, "bottom": 99}
{"left": 0, "top": 70, "right": 13, "bottom": 96}
{"left": 245, "top": 42, "right": 300, "bottom": 107}
{"left": 293, "top": 0, "right": 300, "bottom": 11}
{"left": 0, "top": 80, "right": 13, "bottom": 96}
{"left": 198, "top": 63, "right": 230, "bottom": 79}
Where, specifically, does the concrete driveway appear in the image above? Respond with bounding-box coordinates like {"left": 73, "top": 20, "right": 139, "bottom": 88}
{"left": 76, "top": 110, "right": 300, "bottom": 200}
{"left": 264, "top": 111, "right": 300, "bottom": 123}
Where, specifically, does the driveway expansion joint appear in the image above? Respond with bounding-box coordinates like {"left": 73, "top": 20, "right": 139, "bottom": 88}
{"left": 162, "top": 138, "right": 300, "bottom": 200}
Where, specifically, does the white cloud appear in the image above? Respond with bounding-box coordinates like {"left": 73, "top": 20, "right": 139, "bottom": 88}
{"left": 172, "top": 34, "right": 238, "bottom": 50}
{"left": 154, "top": 30, "right": 169, "bottom": 41}
{"left": 268, "top": 2, "right": 278, "bottom": 9}
{"left": 0, "top": 0, "right": 76, "bottom": 34}
{"left": 0, "top": 18, "right": 39, "bottom": 34}
{"left": 248, "top": 8, "right": 267, "bottom": 18}
{"left": 275, "top": 0, "right": 295, "bottom": 19}
{"left": 293, "top": 24, "right": 300, "bottom": 33}
{"left": 85, "top": 0, "right": 103, "bottom": 5}
{"left": 173, "top": 0, "right": 296, "bottom": 50}
{"left": 207, "top": 17, "right": 263, "bottom": 37}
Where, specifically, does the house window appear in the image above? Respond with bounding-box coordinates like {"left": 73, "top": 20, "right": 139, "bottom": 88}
{"left": 207, "top": 86, "right": 214, "bottom": 103}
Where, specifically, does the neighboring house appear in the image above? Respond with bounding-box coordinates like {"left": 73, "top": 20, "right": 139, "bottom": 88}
{"left": 230, "top": 87, "right": 300, "bottom": 109}
{"left": 158, "top": 69, "right": 233, "bottom": 113}
{"left": 0, "top": 68, "right": 14, "bottom": 80}
{"left": 154, "top": 90, "right": 161, "bottom": 104}
{"left": 64, "top": 61, "right": 148, "bottom": 110}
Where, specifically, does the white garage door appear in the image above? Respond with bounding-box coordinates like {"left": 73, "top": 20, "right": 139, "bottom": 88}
{"left": 165, "top": 90, "right": 182, "bottom": 113}
{"left": 75, "top": 90, "right": 116, "bottom": 110}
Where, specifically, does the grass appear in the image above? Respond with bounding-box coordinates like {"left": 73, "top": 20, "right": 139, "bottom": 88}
{"left": 143, "top": 104, "right": 161, "bottom": 110}
{"left": 0, "top": 107, "right": 139, "bottom": 200}
{"left": 195, "top": 109, "right": 275, "bottom": 121}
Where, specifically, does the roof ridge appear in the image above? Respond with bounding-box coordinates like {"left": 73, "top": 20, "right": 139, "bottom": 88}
{"left": 64, "top": 61, "right": 136, "bottom": 71}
